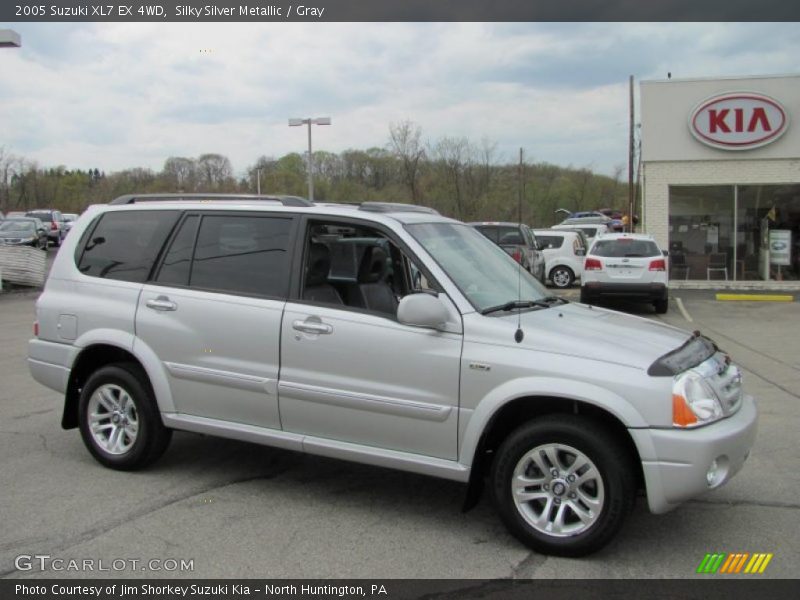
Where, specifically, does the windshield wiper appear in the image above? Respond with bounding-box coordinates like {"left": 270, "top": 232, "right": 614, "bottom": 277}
{"left": 481, "top": 297, "right": 565, "bottom": 315}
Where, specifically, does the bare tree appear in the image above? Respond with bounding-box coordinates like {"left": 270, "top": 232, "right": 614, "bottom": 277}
{"left": 389, "top": 120, "right": 425, "bottom": 203}
{"left": 163, "top": 157, "right": 197, "bottom": 191}
{"left": 196, "top": 153, "right": 234, "bottom": 191}
{"left": 431, "top": 136, "right": 472, "bottom": 219}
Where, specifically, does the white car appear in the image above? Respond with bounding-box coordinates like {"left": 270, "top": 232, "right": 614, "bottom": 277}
{"left": 531, "top": 229, "right": 587, "bottom": 288}
{"left": 580, "top": 233, "right": 669, "bottom": 313}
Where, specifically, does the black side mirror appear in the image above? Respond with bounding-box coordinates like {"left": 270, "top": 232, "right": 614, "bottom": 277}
{"left": 662, "top": 250, "right": 669, "bottom": 257}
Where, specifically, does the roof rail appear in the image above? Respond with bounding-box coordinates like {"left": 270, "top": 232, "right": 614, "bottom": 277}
{"left": 108, "top": 193, "right": 313, "bottom": 207}
{"left": 357, "top": 202, "right": 439, "bottom": 215}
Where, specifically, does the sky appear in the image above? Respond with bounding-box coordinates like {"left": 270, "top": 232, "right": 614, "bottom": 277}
{"left": 1, "top": 22, "right": 799, "bottom": 178}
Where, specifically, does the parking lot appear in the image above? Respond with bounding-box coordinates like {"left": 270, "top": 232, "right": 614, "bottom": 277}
{"left": 1, "top": 281, "right": 798, "bottom": 580}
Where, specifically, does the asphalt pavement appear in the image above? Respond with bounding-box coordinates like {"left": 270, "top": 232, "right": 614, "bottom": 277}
{"left": 0, "top": 283, "right": 797, "bottom": 580}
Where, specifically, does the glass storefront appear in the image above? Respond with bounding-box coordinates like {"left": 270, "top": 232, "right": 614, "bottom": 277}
{"left": 669, "top": 184, "right": 800, "bottom": 282}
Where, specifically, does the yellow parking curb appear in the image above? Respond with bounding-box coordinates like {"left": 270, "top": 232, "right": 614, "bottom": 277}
{"left": 715, "top": 294, "right": 794, "bottom": 302}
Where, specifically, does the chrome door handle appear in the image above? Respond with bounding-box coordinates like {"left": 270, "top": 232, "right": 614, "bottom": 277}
{"left": 292, "top": 319, "right": 333, "bottom": 335}
{"left": 146, "top": 296, "right": 177, "bottom": 311}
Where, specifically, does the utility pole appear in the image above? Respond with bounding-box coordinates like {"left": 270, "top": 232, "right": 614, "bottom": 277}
{"left": 628, "top": 75, "right": 635, "bottom": 233}
{"left": 288, "top": 117, "right": 331, "bottom": 201}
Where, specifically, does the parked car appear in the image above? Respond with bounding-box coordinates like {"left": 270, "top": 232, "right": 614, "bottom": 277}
{"left": 532, "top": 229, "right": 587, "bottom": 288}
{"left": 580, "top": 233, "right": 669, "bottom": 313}
{"left": 469, "top": 222, "right": 545, "bottom": 283}
{"left": 62, "top": 213, "right": 79, "bottom": 234}
{"left": 28, "top": 194, "right": 757, "bottom": 557}
{"left": 25, "top": 209, "right": 67, "bottom": 246}
{"left": 0, "top": 217, "right": 49, "bottom": 249}
{"left": 597, "top": 208, "right": 625, "bottom": 232}
{"left": 551, "top": 222, "right": 610, "bottom": 242}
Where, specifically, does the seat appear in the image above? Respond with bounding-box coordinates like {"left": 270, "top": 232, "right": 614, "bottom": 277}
{"left": 302, "top": 243, "right": 344, "bottom": 304}
{"left": 671, "top": 253, "right": 690, "bottom": 280}
{"left": 707, "top": 253, "right": 728, "bottom": 280}
{"left": 353, "top": 245, "right": 398, "bottom": 315}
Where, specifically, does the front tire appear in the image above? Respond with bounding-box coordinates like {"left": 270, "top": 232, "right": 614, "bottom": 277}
{"left": 654, "top": 298, "right": 669, "bottom": 314}
{"left": 78, "top": 363, "right": 171, "bottom": 471}
{"left": 550, "top": 266, "right": 575, "bottom": 288}
{"left": 490, "top": 415, "right": 635, "bottom": 557}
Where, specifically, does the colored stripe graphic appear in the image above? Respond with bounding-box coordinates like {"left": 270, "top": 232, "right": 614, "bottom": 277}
{"left": 698, "top": 553, "right": 773, "bottom": 574}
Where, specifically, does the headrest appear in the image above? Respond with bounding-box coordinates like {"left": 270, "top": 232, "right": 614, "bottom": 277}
{"left": 306, "top": 243, "right": 332, "bottom": 287}
{"left": 358, "top": 245, "right": 389, "bottom": 284}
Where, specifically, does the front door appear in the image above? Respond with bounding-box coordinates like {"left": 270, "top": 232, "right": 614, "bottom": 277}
{"left": 278, "top": 218, "right": 462, "bottom": 460}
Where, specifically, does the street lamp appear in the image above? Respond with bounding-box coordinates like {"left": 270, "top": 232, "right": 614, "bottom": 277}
{"left": 288, "top": 116, "right": 331, "bottom": 201}
{"left": 0, "top": 29, "right": 21, "bottom": 48}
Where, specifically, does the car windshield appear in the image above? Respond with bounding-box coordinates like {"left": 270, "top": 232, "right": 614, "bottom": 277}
{"left": 591, "top": 239, "right": 661, "bottom": 258}
{"left": 0, "top": 220, "right": 35, "bottom": 233}
{"left": 406, "top": 222, "right": 548, "bottom": 312}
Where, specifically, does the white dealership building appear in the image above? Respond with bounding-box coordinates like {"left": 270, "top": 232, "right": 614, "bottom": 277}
{"left": 640, "top": 73, "right": 800, "bottom": 287}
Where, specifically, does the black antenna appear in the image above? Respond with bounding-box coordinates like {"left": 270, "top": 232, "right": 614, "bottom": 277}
{"left": 515, "top": 148, "right": 524, "bottom": 344}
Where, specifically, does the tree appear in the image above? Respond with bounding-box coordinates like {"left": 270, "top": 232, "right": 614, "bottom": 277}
{"left": 163, "top": 157, "right": 196, "bottom": 191}
{"left": 196, "top": 153, "right": 234, "bottom": 191}
{"left": 389, "top": 120, "right": 425, "bottom": 203}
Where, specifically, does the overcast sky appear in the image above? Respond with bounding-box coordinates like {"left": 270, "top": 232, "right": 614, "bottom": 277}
{"left": 1, "top": 22, "right": 798, "bottom": 177}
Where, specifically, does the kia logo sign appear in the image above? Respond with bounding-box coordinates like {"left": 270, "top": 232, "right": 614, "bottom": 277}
{"left": 689, "top": 92, "right": 789, "bottom": 150}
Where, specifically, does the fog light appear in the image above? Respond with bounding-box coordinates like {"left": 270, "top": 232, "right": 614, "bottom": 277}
{"left": 706, "top": 460, "right": 718, "bottom": 486}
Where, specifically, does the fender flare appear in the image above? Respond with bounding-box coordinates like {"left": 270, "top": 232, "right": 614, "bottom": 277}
{"left": 458, "top": 376, "right": 647, "bottom": 466}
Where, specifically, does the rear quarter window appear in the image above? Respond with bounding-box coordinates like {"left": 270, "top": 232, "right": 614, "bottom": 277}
{"left": 77, "top": 210, "right": 180, "bottom": 282}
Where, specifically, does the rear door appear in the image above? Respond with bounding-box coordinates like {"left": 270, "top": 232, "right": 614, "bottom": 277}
{"left": 135, "top": 212, "right": 296, "bottom": 429}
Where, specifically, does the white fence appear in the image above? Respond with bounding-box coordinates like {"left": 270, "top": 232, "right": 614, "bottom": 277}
{"left": 0, "top": 246, "right": 47, "bottom": 288}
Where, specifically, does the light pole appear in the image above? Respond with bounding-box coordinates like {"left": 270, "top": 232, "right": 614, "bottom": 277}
{"left": 0, "top": 29, "right": 21, "bottom": 48}
{"left": 288, "top": 117, "right": 331, "bottom": 201}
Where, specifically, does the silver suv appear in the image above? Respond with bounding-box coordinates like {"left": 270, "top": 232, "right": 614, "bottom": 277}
{"left": 28, "top": 194, "right": 758, "bottom": 556}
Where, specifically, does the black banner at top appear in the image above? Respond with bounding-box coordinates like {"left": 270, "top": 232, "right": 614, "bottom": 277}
{"left": 2, "top": 0, "right": 800, "bottom": 22}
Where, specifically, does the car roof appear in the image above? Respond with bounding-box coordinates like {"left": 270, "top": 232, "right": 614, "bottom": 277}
{"left": 467, "top": 221, "right": 523, "bottom": 227}
{"left": 595, "top": 232, "right": 656, "bottom": 242}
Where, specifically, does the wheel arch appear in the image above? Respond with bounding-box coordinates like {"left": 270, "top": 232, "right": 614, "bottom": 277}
{"left": 460, "top": 385, "right": 645, "bottom": 510}
{"left": 62, "top": 339, "right": 173, "bottom": 429}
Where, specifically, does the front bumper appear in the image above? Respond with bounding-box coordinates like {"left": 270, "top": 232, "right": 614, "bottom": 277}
{"left": 630, "top": 394, "right": 758, "bottom": 514}
{"left": 582, "top": 281, "right": 667, "bottom": 301}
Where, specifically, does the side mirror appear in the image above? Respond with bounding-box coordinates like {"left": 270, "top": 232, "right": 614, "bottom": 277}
{"left": 397, "top": 293, "right": 449, "bottom": 330}
{"left": 575, "top": 247, "right": 586, "bottom": 257}
{"left": 662, "top": 250, "right": 669, "bottom": 257}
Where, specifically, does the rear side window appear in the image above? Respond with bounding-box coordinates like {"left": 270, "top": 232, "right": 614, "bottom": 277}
{"left": 591, "top": 239, "right": 661, "bottom": 258}
{"left": 537, "top": 235, "right": 563, "bottom": 249}
{"left": 157, "top": 214, "right": 293, "bottom": 298}
{"left": 474, "top": 226, "right": 499, "bottom": 242}
{"left": 77, "top": 211, "right": 179, "bottom": 282}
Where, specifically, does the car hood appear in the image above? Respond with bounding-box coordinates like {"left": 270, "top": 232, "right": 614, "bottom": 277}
{"left": 488, "top": 302, "right": 691, "bottom": 371}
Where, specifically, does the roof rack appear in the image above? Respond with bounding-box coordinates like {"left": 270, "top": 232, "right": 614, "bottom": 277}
{"left": 357, "top": 202, "right": 439, "bottom": 215}
{"left": 109, "top": 193, "right": 313, "bottom": 207}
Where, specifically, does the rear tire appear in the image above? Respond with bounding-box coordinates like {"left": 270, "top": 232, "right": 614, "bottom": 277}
{"left": 490, "top": 415, "right": 635, "bottom": 557}
{"left": 579, "top": 289, "right": 592, "bottom": 305}
{"left": 654, "top": 298, "right": 669, "bottom": 314}
{"left": 78, "top": 363, "right": 171, "bottom": 471}
{"left": 550, "top": 266, "right": 575, "bottom": 288}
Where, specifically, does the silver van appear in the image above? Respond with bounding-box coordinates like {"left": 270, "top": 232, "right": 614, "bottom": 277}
{"left": 28, "top": 195, "right": 757, "bottom": 556}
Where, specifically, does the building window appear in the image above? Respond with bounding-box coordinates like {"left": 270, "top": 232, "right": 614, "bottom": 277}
{"left": 669, "top": 184, "right": 800, "bottom": 281}
{"left": 668, "top": 186, "right": 734, "bottom": 281}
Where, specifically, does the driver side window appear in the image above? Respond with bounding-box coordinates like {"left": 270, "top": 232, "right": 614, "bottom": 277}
{"left": 300, "top": 220, "right": 437, "bottom": 318}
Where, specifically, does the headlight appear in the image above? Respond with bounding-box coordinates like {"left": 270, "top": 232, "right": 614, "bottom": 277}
{"left": 672, "top": 371, "right": 723, "bottom": 428}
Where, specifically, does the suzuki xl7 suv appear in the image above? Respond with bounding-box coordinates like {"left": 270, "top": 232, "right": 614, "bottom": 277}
{"left": 28, "top": 195, "right": 758, "bottom": 556}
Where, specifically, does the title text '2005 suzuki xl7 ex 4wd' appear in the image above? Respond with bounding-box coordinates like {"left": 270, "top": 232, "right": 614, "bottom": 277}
{"left": 28, "top": 195, "right": 758, "bottom": 556}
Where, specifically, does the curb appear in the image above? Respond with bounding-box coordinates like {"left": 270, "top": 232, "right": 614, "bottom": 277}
{"left": 715, "top": 293, "right": 794, "bottom": 302}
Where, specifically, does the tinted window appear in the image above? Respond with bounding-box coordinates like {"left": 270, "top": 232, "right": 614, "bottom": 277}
{"left": 78, "top": 211, "right": 179, "bottom": 282}
{"left": 156, "top": 216, "right": 199, "bottom": 287}
{"left": 591, "top": 239, "right": 661, "bottom": 258}
{"left": 473, "top": 225, "right": 499, "bottom": 243}
{"left": 497, "top": 226, "right": 524, "bottom": 245}
{"left": 537, "top": 235, "right": 563, "bottom": 249}
{"left": 189, "top": 215, "right": 292, "bottom": 297}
